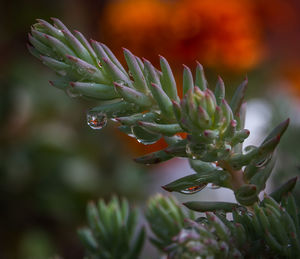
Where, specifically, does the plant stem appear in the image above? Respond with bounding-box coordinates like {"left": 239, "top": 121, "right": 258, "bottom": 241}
{"left": 219, "top": 160, "right": 245, "bottom": 191}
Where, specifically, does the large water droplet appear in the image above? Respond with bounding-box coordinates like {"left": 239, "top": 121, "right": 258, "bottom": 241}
{"left": 87, "top": 111, "right": 107, "bottom": 130}
{"left": 179, "top": 184, "right": 207, "bottom": 194}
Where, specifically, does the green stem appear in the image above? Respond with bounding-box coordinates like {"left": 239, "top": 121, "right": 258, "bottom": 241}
{"left": 219, "top": 160, "right": 245, "bottom": 191}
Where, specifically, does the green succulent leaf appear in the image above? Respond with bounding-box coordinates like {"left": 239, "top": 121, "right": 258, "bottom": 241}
{"left": 183, "top": 201, "right": 242, "bottom": 212}
{"left": 79, "top": 197, "right": 145, "bottom": 259}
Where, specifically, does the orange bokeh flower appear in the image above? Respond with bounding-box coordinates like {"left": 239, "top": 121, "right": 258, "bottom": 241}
{"left": 100, "top": 0, "right": 264, "bottom": 71}
{"left": 169, "top": 0, "right": 263, "bottom": 70}
{"left": 101, "top": 0, "right": 169, "bottom": 66}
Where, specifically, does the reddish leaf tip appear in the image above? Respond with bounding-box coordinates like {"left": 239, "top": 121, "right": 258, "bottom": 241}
{"left": 65, "top": 55, "right": 76, "bottom": 62}
{"left": 113, "top": 81, "right": 121, "bottom": 88}
{"left": 171, "top": 100, "right": 179, "bottom": 107}
{"left": 150, "top": 82, "right": 159, "bottom": 88}
{"left": 182, "top": 64, "right": 189, "bottom": 70}
{"left": 231, "top": 120, "right": 237, "bottom": 127}
{"left": 161, "top": 185, "right": 171, "bottom": 192}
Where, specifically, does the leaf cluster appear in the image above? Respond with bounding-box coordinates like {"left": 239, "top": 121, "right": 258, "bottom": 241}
{"left": 78, "top": 197, "right": 145, "bottom": 259}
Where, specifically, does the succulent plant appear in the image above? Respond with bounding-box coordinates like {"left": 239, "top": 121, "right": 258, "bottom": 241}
{"left": 78, "top": 197, "right": 145, "bottom": 259}
{"left": 28, "top": 18, "right": 299, "bottom": 258}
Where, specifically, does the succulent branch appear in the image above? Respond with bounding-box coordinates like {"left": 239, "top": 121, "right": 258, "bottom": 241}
{"left": 28, "top": 18, "right": 299, "bottom": 258}
{"left": 146, "top": 188, "right": 300, "bottom": 259}
{"left": 28, "top": 18, "right": 289, "bottom": 207}
{"left": 145, "top": 194, "right": 195, "bottom": 251}
{"left": 78, "top": 197, "right": 145, "bottom": 259}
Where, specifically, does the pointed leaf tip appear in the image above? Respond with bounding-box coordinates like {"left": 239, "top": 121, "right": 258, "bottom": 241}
{"left": 270, "top": 176, "right": 298, "bottom": 202}
{"left": 230, "top": 78, "right": 248, "bottom": 115}
{"left": 183, "top": 201, "right": 241, "bottom": 212}
{"left": 161, "top": 185, "right": 171, "bottom": 192}
{"left": 182, "top": 64, "right": 189, "bottom": 70}
{"left": 262, "top": 118, "right": 290, "bottom": 145}
{"left": 195, "top": 62, "right": 207, "bottom": 91}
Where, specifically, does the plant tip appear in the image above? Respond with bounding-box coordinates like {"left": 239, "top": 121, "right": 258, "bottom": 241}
{"left": 161, "top": 185, "right": 171, "bottom": 192}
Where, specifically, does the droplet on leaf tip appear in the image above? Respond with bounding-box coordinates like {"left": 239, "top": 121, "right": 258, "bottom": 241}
{"left": 87, "top": 111, "right": 107, "bottom": 130}
{"left": 179, "top": 184, "right": 207, "bottom": 194}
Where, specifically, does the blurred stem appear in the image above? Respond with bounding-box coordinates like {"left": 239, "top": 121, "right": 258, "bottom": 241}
{"left": 219, "top": 160, "right": 244, "bottom": 191}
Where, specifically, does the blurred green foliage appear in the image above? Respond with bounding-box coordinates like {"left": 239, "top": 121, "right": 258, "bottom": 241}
{"left": 0, "top": 55, "right": 148, "bottom": 259}
{"left": 0, "top": 3, "right": 147, "bottom": 258}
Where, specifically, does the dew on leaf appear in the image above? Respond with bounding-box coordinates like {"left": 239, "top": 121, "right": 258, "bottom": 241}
{"left": 131, "top": 125, "right": 161, "bottom": 145}
{"left": 255, "top": 155, "right": 272, "bottom": 168}
{"left": 179, "top": 184, "right": 207, "bottom": 194}
{"left": 87, "top": 111, "right": 107, "bottom": 130}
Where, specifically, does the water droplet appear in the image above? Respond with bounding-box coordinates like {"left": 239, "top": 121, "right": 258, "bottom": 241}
{"left": 179, "top": 184, "right": 207, "bottom": 194}
{"left": 66, "top": 86, "right": 82, "bottom": 98}
{"left": 87, "top": 111, "right": 107, "bottom": 130}
{"left": 255, "top": 155, "right": 272, "bottom": 168}
{"left": 207, "top": 183, "right": 221, "bottom": 189}
{"left": 131, "top": 126, "right": 161, "bottom": 145}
